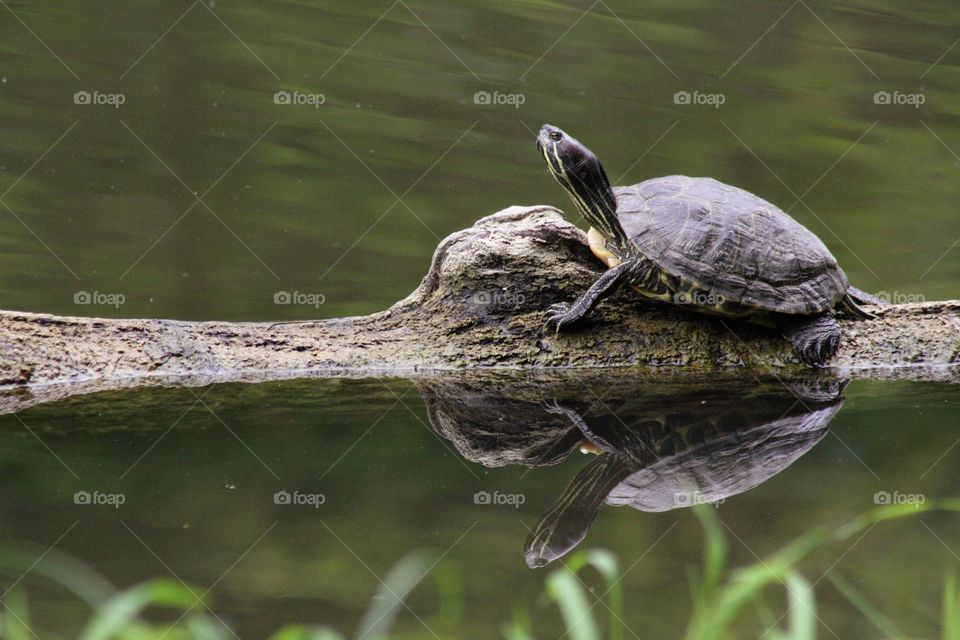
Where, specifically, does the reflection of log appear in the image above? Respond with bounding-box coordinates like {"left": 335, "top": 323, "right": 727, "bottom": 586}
{"left": 2, "top": 206, "right": 960, "bottom": 407}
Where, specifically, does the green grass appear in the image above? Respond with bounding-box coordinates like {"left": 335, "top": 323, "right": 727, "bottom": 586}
{"left": 3, "top": 502, "right": 960, "bottom": 639}
{"left": 506, "top": 501, "right": 960, "bottom": 640}
{"left": 680, "top": 501, "right": 960, "bottom": 640}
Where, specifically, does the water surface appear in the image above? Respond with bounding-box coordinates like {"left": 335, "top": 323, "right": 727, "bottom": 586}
{"left": 2, "top": 1, "right": 960, "bottom": 636}
{"left": 3, "top": 374, "right": 960, "bottom": 637}
{"left": 2, "top": 0, "right": 958, "bottom": 320}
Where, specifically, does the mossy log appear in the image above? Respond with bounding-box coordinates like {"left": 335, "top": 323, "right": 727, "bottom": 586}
{"left": 2, "top": 206, "right": 959, "bottom": 410}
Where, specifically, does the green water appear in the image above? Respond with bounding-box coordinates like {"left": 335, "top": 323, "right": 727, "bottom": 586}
{"left": 4, "top": 376, "right": 960, "bottom": 637}
{"left": 3, "top": 0, "right": 960, "bottom": 637}
{"left": 2, "top": 0, "right": 959, "bottom": 319}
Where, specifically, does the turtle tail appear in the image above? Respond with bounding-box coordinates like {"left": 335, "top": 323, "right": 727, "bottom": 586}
{"left": 846, "top": 285, "right": 888, "bottom": 307}
{"left": 840, "top": 293, "right": 875, "bottom": 320}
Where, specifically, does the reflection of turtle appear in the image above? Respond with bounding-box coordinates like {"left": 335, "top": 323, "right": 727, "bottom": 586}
{"left": 535, "top": 124, "right": 879, "bottom": 366}
{"left": 523, "top": 381, "right": 846, "bottom": 567}
{"left": 414, "top": 371, "right": 847, "bottom": 568}
{"left": 421, "top": 376, "right": 585, "bottom": 468}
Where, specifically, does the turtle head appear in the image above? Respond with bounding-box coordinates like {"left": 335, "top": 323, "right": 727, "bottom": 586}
{"left": 523, "top": 454, "right": 632, "bottom": 568}
{"left": 537, "top": 125, "right": 627, "bottom": 249}
{"left": 537, "top": 125, "right": 603, "bottom": 184}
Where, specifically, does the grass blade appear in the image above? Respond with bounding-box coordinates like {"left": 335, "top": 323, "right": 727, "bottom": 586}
{"left": 0, "top": 543, "right": 116, "bottom": 608}
{"left": 354, "top": 551, "right": 433, "bottom": 640}
{"left": 783, "top": 571, "right": 816, "bottom": 640}
{"left": 270, "top": 625, "right": 347, "bottom": 640}
{"left": 564, "top": 549, "right": 623, "bottom": 640}
{"left": 501, "top": 608, "right": 537, "bottom": 640}
{"left": 693, "top": 505, "right": 727, "bottom": 602}
{"left": 78, "top": 578, "right": 202, "bottom": 640}
{"left": 943, "top": 571, "right": 960, "bottom": 640}
{"left": 827, "top": 572, "right": 902, "bottom": 639}
{"left": 3, "top": 588, "right": 33, "bottom": 640}
{"left": 545, "top": 569, "right": 598, "bottom": 640}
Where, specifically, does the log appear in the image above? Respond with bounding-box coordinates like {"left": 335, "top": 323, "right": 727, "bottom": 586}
{"left": 2, "top": 205, "right": 959, "bottom": 412}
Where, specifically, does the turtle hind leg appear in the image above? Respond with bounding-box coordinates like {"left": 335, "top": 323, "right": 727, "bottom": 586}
{"left": 776, "top": 313, "right": 841, "bottom": 367}
{"left": 546, "top": 260, "right": 636, "bottom": 330}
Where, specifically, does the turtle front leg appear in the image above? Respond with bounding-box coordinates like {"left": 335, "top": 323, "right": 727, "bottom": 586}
{"left": 776, "top": 312, "right": 841, "bottom": 367}
{"left": 543, "top": 401, "right": 615, "bottom": 453}
{"left": 546, "top": 260, "right": 636, "bottom": 331}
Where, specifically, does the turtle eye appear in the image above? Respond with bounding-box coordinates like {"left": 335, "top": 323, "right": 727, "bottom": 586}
{"left": 548, "top": 130, "right": 562, "bottom": 141}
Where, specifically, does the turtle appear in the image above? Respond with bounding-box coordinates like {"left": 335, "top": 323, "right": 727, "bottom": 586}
{"left": 535, "top": 124, "right": 880, "bottom": 366}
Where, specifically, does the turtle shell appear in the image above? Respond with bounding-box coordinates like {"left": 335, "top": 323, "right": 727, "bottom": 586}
{"left": 612, "top": 176, "right": 849, "bottom": 315}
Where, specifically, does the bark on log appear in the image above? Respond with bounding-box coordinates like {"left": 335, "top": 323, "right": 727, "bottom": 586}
{"left": 2, "top": 205, "right": 959, "bottom": 410}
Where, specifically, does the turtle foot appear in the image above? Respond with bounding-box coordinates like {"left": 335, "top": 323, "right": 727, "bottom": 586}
{"left": 778, "top": 313, "right": 841, "bottom": 367}
{"left": 544, "top": 302, "right": 580, "bottom": 331}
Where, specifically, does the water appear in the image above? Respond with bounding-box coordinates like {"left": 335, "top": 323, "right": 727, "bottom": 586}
{"left": 2, "top": 1, "right": 959, "bottom": 320}
{"left": 3, "top": 375, "right": 959, "bottom": 637}
{"left": 2, "top": 0, "right": 960, "bottom": 637}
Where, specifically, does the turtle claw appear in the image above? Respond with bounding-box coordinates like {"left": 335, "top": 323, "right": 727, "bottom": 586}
{"left": 542, "top": 398, "right": 567, "bottom": 415}
{"left": 778, "top": 313, "right": 841, "bottom": 367}
{"left": 799, "top": 331, "right": 840, "bottom": 367}
{"left": 545, "top": 302, "right": 576, "bottom": 332}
